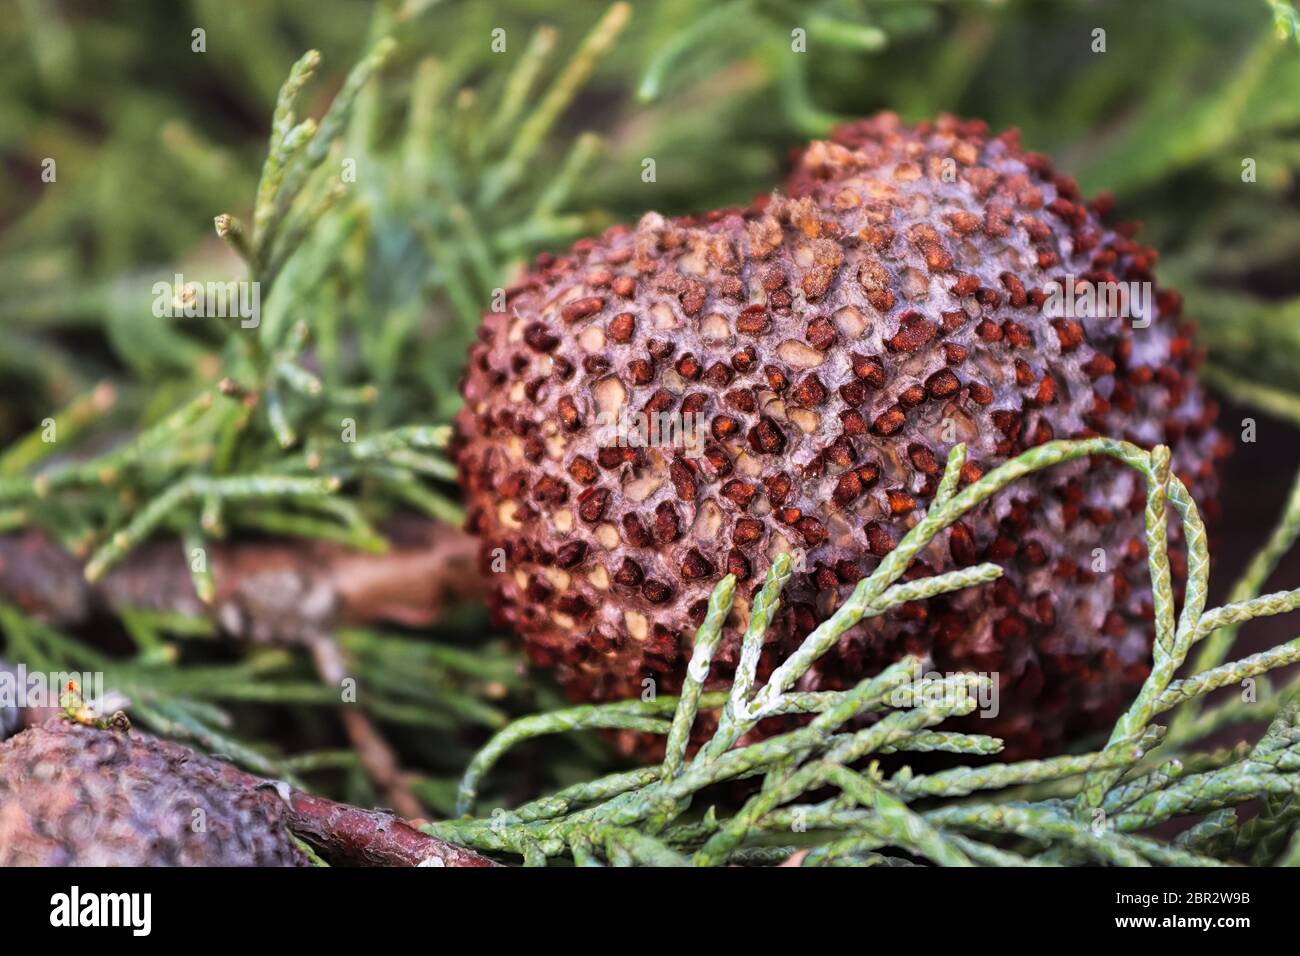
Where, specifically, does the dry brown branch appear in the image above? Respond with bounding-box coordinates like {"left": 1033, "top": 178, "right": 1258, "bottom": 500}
{"left": 0, "top": 516, "right": 486, "bottom": 640}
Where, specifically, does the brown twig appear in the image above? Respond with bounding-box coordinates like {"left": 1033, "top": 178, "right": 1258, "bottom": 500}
{"left": 0, "top": 515, "right": 486, "bottom": 640}
{"left": 309, "top": 636, "right": 427, "bottom": 821}
{"left": 283, "top": 788, "right": 498, "bottom": 867}
{"left": 205, "top": 729, "right": 499, "bottom": 866}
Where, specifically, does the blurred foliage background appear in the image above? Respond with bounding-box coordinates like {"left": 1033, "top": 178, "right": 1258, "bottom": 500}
{"left": 4, "top": 0, "right": 1300, "bottom": 437}
{"left": 2, "top": 0, "right": 1300, "bottom": 815}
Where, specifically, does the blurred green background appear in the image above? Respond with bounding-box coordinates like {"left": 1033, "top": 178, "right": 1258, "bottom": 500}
{"left": 3, "top": 0, "right": 1300, "bottom": 438}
